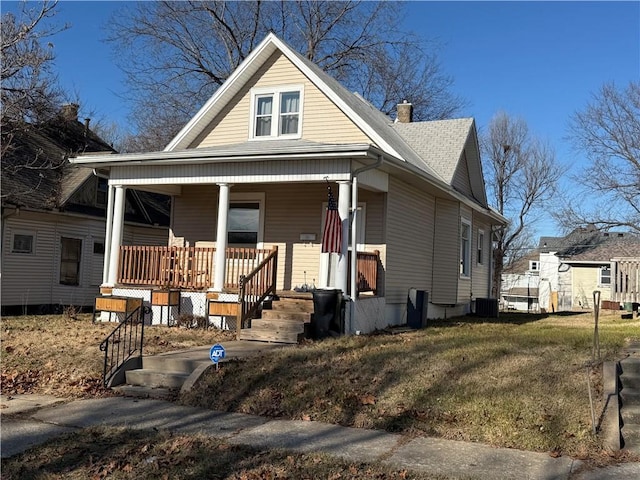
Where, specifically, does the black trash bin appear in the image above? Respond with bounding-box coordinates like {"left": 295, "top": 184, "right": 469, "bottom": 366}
{"left": 312, "top": 289, "right": 343, "bottom": 339}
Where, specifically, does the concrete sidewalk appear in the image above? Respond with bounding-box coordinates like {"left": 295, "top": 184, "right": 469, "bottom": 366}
{"left": 2, "top": 394, "right": 639, "bottom": 479}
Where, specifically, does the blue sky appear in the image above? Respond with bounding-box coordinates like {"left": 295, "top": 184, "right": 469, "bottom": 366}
{"left": 6, "top": 1, "right": 640, "bottom": 237}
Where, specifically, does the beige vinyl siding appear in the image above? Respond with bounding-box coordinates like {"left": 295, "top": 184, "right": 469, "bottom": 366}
{"left": 451, "top": 151, "right": 473, "bottom": 198}
{"left": 171, "top": 183, "right": 353, "bottom": 291}
{"left": 471, "top": 213, "right": 491, "bottom": 299}
{"left": 572, "top": 265, "right": 610, "bottom": 308}
{"left": 384, "top": 177, "right": 434, "bottom": 305}
{"left": 170, "top": 185, "right": 218, "bottom": 247}
{"left": 457, "top": 205, "right": 472, "bottom": 304}
{"left": 431, "top": 198, "right": 459, "bottom": 304}
{"left": 194, "top": 52, "right": 369, "bottom": 148}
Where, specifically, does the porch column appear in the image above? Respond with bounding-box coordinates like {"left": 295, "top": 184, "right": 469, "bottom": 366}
{"left": 106, "top": 185, "right": 125, "bottom": 286}
{"left": 336, "top": 181, "right": 351, "bottom": 295}
{"left": 102, "top": 184, "right": 115, "bottom": 285}
{"left": 213, "top": 183, "right": 230, "bottom": 292}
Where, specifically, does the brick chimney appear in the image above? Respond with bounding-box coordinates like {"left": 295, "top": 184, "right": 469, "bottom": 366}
{"left": 60, "top": 103, "right": 79, "bottom": 122}
{"left": 396, "top": 100, "right": 413, "bottom": 123}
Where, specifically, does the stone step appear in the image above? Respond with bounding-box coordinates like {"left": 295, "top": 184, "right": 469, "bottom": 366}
{"left": 112, "top": 384, "right": 176, "bottom": 400}
{"left": 125, "top": 369, "right": 189, "bottom": 389}
{"left": 621, "top": 423, "right": 640, "bottom": 454}
{"left": 261, "top": 309, "right": 311, "bottom": 322}
{"left": 141, "top": 355, "right": 207, "bottom": 374}
{"left": 620, "top": 388, "right": 640, "bottom": 406}
{"left": 620, "top": 373, "right": 640, "bottom": 390}
{"left": 251, "top": 318, "right": 306, "bottom": 333}
{"left": 239, "top": 328, "right": 301, "bottom": 344}
{"left": 622, "top": 405, "right": 640, "bottom": 425}
{"left": 620, "top": 358, "right": 640, "bottom": 375}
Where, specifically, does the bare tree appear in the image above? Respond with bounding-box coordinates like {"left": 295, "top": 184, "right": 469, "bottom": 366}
{"left": 561, "top": 81, "right": 640, "bottom": 233}
{"left": 481, "top": 111, "right": 561, "bottom": 296}
{"left": 107, "top": 0, "right": 466, "bottom": 151}
{"left": 1, "top": 0, "right": 68, "bottom": 161}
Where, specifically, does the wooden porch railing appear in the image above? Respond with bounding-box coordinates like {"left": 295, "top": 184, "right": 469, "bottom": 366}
{"left": 237, "top": 246, "right": 279, "bottom": 340}
{"left": 350, "top": 250, "right": 380, "bottom": 296}
{"left": 118, "top": 246, "right": 272, "bottom": 290}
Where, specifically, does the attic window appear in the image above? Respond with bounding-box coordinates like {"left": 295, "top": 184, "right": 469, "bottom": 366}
{"left": 529, "top": 261, "right": 540, "bottom": 272}
{"left": 251, "top": 86, "right": 302, "bottom": 139}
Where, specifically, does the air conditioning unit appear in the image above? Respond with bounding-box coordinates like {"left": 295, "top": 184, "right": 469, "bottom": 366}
{"left": 407, "top": 289, "right": 429, "bottom": 328}
{"left": 475, "top": 298, "right": 499, "bottom": 317}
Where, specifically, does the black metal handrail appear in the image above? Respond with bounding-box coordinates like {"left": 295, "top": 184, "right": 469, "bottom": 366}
{"left": 99, "top": 306, "right": 144, "bottom": 388}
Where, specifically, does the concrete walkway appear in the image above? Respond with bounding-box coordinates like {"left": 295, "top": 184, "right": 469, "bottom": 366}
{"left": 2, "top": 394, "right": 639, "bottom": 479}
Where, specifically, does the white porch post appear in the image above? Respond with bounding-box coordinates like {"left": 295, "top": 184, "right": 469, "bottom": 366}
{"left": 102, "top": 184, "right": 115, "bottom": 285}
{"left": 213, "top": 183, "right": 230, "bottom": 292}
{"left": 336, "top": 181, "right": 351, "bottom": 295}
{"left": 106, "top": 185, "right": 125, "bottom": 286}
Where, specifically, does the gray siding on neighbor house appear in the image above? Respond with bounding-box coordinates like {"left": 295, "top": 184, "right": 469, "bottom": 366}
{"left": 384, "top": 176, "right": 435, "bottom": 305}
{"left": 431, "top": 198, "right": 459, "bottom": 304}
{"left": 2, "top": 211, "right": 167, "bottom": 309}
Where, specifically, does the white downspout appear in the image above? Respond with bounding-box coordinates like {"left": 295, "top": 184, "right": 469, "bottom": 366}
{"left": 349, "top": 155, "right": 383, "bottom": 334}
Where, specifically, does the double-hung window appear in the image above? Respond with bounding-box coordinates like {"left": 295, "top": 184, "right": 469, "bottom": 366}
{"left": 460, "top": 219, "right": 471, "bottom": 277}
{"left": 477, "top": 229, "right": 485, "bottom": 265}
{"left": 600, "top": 265, "right": 611, "bottom": 286}
{"left": 251, "top": 86, "right": 302, "bottom": 139}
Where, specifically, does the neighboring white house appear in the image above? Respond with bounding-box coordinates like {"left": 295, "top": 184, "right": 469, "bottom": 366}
{"left": 1, "top": 105, "right": 170, "bottom": 314}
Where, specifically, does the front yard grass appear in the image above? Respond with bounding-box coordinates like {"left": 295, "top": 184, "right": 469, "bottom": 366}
{"left": 2, "top": 309, "right": 639, "bottom": 465}
{"left": 180, "top": 310, "right": 640, "bottom": 460}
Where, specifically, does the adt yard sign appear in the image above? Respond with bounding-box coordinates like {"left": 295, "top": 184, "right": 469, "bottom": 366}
{"left": 210, "top": 344, "right": 226, "bottom": 365}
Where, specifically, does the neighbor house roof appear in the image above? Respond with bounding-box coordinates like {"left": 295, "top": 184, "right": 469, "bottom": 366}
{"left": 1, "top": 110, "right": 170, "bottom": 226}
{"left": 539, "top": 227, "right": 640, "bottom": 263}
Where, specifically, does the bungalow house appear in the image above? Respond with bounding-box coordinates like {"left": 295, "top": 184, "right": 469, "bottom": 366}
{"left": 1, "top": 104, "right": 170, "bottom": 314}
{"left": 537, "top": 227, "right": 640, "bottom": 312}
{"left": 70, "top": 33, "right": 506, "bottom": 336}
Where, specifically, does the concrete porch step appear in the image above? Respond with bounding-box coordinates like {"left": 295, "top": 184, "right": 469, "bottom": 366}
{"left": 620, "top": 358, "right": 640, "bottom": 375}
{"left": 621, "top": 423, "right": 640, "bottom": 454}
{"left": 125, "top": 369, "right": 189, "bottom": 389}
{"left": 622, "top": 405, "right": 640, "bottom": 424}
{"left": 112, "top": 384, "right": 177, "bottom": 400}
{"left": 141, "top": 355, "right": 207, "bottom": 374}
{"left": 620, "top": 388, "right": 640, "bottom": 406}
{"left": 621, "top": 373, "right": 640, "bottom": 390}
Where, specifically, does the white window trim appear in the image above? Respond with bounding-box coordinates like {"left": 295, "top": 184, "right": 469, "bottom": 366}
{"left": 477, "top": 229, "right": 485, "bottom": 266}
{"left": 529, "top": 260, "right": 540, "bottom": 272}
{"left": 229, "top": 192, "right": 265, "bottom": 248}
{"left": 249, "top": 85, "right": 304, "bottom": 140}
{"left": 599, "top": 265, "right": 611, "bottom": 286}
{"left": 11, "top": 230, "right": 36, "bottom": 254}
{"left": 460, "top": 218, "right": 472, "bottom": 278}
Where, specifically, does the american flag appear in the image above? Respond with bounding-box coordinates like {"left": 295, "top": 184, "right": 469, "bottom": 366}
{"left": 321, "top": 185, "right": 342, "bottom": 253}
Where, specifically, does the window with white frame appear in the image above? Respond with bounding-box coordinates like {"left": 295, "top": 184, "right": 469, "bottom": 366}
{"left": 227, "top": 193, "right": 265, "bottom": 247}
{"left": 460, "top": 219, "right": 471, "bottom": 277}
{"left": 60, "top": 237, "right": 82, "bottom": 285}
{"left": 600, "top": 265, "right": 611, "bottom": 285}
{"left": 251, "top": 86, "right": 302, "bottom": 139}
{"left": 96, "top": 177, "right": 108, "bottom": 207}
{"left": 477, "top": 229, "right": 485, "bottom": 265}
{"left": 12, "top": 232, "right": 35, "bottom": 254}
{"left": 529, "top": 260, "right": 540, "bottom": 272}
